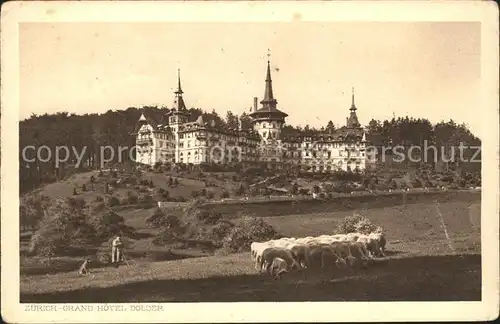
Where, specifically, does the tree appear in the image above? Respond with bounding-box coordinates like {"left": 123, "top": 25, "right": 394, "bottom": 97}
{"left": 225, "top": 111, "right": 239, "bottom": 130}
{"left": 326, "top": 120, "right": 336, "bottom": 132}
{"left": 239, "top": 113, "right": 253, "bottom": 130}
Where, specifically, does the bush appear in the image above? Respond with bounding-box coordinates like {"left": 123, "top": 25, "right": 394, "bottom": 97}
{"left": 194, "top": 209, "right": 222, "bottom": 225}
{"left": 336, "top": 213, "right": 380, "bottom": 235}
{"left": 106, "top": 196, "right": 120, "bottom": 207}
{"left": 336, "top": 214, "right": 364, "bottom": 234}
{"left": 20, "top": 195, "right": 50, "bottom": 231}
{"left": 210, "top": 220, "right": 235, "bottom": 248}
{"left": 354, "top": 218, "right": 379, "bottom": 235}
{"left": 139, "top": 193, "right": 153, "bottom": 204}
{"left": 127, "top": 191, "right": 139, "bottom": 205}
{"left": 222, "top": 216, "right": 280, "bottom": 253}
{"left": 234, "top": 184, "right": 246, "bottom": 196}
{"left": 90, "top": 209, "right": 126, "bottom": 239}
{"left": 206, "top": 191, "right": 215, "bottom": 199}
{"left": 28, "top": 226, "right": 67, "bottom": 257}
{"left": 29, "top": 197, "right": 91, "bottom": 256}
{"left": 145, "top": 208, "right": 181, "bottom": 229}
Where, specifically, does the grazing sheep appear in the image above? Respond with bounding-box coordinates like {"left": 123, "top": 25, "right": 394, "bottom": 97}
{"left": 290, "top": 244, "right": 310, "bottom": 269}
{"left": 269, "top": 257, "right": 289, "bottom": 279}
{"left": 251, "top": 242, "right": 272, "bottom": 269}
{"left": 307, "top": 244, "right": 347, "bottom": 270}
{"left": 329, "top": 242, "right": 357, "bottom": 267}
{"left": 342, "top": 232, "right": 361, "bottom": 242}
{"left": 356, "top": 235, "right": 380, "bottom": 258}
{"left": 348, "top": 241, "right": 373, "bottom": 267}
{"left": 368, "top": 232, "right": 387, "bottom": 257}
{"left": 258, "top": 248, "right": 299, "bottom": 274}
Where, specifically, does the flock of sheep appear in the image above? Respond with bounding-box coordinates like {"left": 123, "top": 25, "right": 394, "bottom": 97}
{"left": 250, "top": 230, "right": 387, "bottom": 279}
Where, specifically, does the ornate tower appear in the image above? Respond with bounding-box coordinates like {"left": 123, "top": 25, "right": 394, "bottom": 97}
{"left": 168, "top": 69, "right": 189, "bottom": 132}
{"left": 167, "top": 69, "right": 189, "bottom": 163}
{"left": 346, "top": 87, "right": 361, "bottom": 128}
{"left": 249, "top": 51, "right": 288, "bottom": 143}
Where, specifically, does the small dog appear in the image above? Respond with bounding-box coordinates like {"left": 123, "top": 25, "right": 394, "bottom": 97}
{"left": 78, "top": 259, "right": 91, "bottom": 275}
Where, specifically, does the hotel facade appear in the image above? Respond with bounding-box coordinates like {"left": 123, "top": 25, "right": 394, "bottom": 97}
{"left": 133, "top": 59, "right": 369, "bottom": 172}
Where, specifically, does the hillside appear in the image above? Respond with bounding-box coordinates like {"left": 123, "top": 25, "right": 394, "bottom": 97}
{"left": 21, "top": 196, "right": 481, "bottom": 302}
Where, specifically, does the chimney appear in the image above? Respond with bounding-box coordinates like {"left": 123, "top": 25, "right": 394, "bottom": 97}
{"left": 253, "top": 97, "right": 258, "bottom": 112}
{"left": 346, "top": 117, "right": 348, "bottom": 125}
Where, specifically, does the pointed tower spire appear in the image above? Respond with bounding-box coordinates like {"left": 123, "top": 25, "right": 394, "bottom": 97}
{"left": 346, "top": 86, "right": 360, "bottom": 128}
{"left": 261, "top": 49, "right": 277, "bottom": 111}
{"left": 175, "top": 68, "right": 183, "bottom": 95}
{"left": 172, "top": 68, "right": 186, "bottom": 111}
{"left": 350, "top": 86, "right": 356, "bottom": 111}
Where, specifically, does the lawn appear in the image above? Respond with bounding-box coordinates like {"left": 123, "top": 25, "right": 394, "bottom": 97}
{"left": 20, "top": 196, "right": 481, "bottom": 302}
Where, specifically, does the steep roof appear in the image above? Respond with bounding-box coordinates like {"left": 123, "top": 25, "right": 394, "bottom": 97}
{"left": 249, "top": 57, "right": 288, "bottom": 119}
{"left": 131, "top": 109, "right": 170, "bottom": 134}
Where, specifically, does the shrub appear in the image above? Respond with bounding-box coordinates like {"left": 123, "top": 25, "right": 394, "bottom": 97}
{"left": 127, "top": 191, "right": 139, "bottom": 205}
{"left": 336, "top": 213, "right": 364, "bottom": 234}
{"left": 90, "top": 209, "right": 126, "bottom": 239}
{"left": 145, "top": 207, "right": 182, "bottom": 228}
{"left": 28, "top": 226, "right": 67, "bottom": 257}
{"left": 194, "top": 209, "right": 222, "bottom": 225}
{"left": 139, "top": 193, "right": 153, "bottom": 204}
{"left": 106, "top": 196, "right": 120, "bottom": 207}
{"left": 222, "top": 216, "right": 280, "bottom": 253}
{"left": 210, "top": 220, "right": 235, "bottom": 248}
{"left": 336, "top": 213, "right": 380, "bottom": 235}
{"left": 234, "top": 184, "right": 246, "bottom": 196}
{"left": 206, "top": 191, "right": 215, "bottom": 199}
{"left": 354, "top": 218, "right": 378, "bottom": 235}
{"left": 29, "top": 197, "right": 90, "bottom": 256}
{"left": 20, "top": 195, "right": 50, "bottom": 231}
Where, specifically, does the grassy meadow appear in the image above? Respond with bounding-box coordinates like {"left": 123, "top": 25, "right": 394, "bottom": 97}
{"left": 20, "top": 193, "right": 481, "bottom": 302}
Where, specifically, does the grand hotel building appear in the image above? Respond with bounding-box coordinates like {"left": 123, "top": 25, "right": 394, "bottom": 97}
{"left": 133, "top": 58, "right": 369, "bottom": 172}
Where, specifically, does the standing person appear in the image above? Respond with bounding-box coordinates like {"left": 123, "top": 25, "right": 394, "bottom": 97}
{"left": 111, "top": 234, "right": 124, "bottom": 268}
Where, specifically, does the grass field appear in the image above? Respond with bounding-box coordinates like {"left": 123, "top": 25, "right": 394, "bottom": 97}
{"left": 20, "top": 195, "right": 481, "bottom": 302}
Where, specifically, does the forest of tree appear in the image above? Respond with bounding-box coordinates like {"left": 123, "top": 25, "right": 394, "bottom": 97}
{"left": 19, "top": 105, "right": 481, "bottom": 193}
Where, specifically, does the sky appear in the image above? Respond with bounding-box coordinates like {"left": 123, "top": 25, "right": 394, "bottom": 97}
{"left": 19, "top": 22, "right": 481, "bottom": 137}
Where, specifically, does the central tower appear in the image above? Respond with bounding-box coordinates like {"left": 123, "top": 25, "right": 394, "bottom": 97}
{"left": 249, "top": 51, "right": 288, "bottom": 143}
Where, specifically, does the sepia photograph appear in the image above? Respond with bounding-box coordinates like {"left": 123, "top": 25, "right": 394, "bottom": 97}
{"left": 1, "top": 1, "right": 499, "bottom": 323}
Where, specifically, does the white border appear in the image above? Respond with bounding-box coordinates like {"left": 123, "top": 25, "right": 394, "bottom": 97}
{"left": 1, "top": 1, "right": 499, "bottom": 323}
